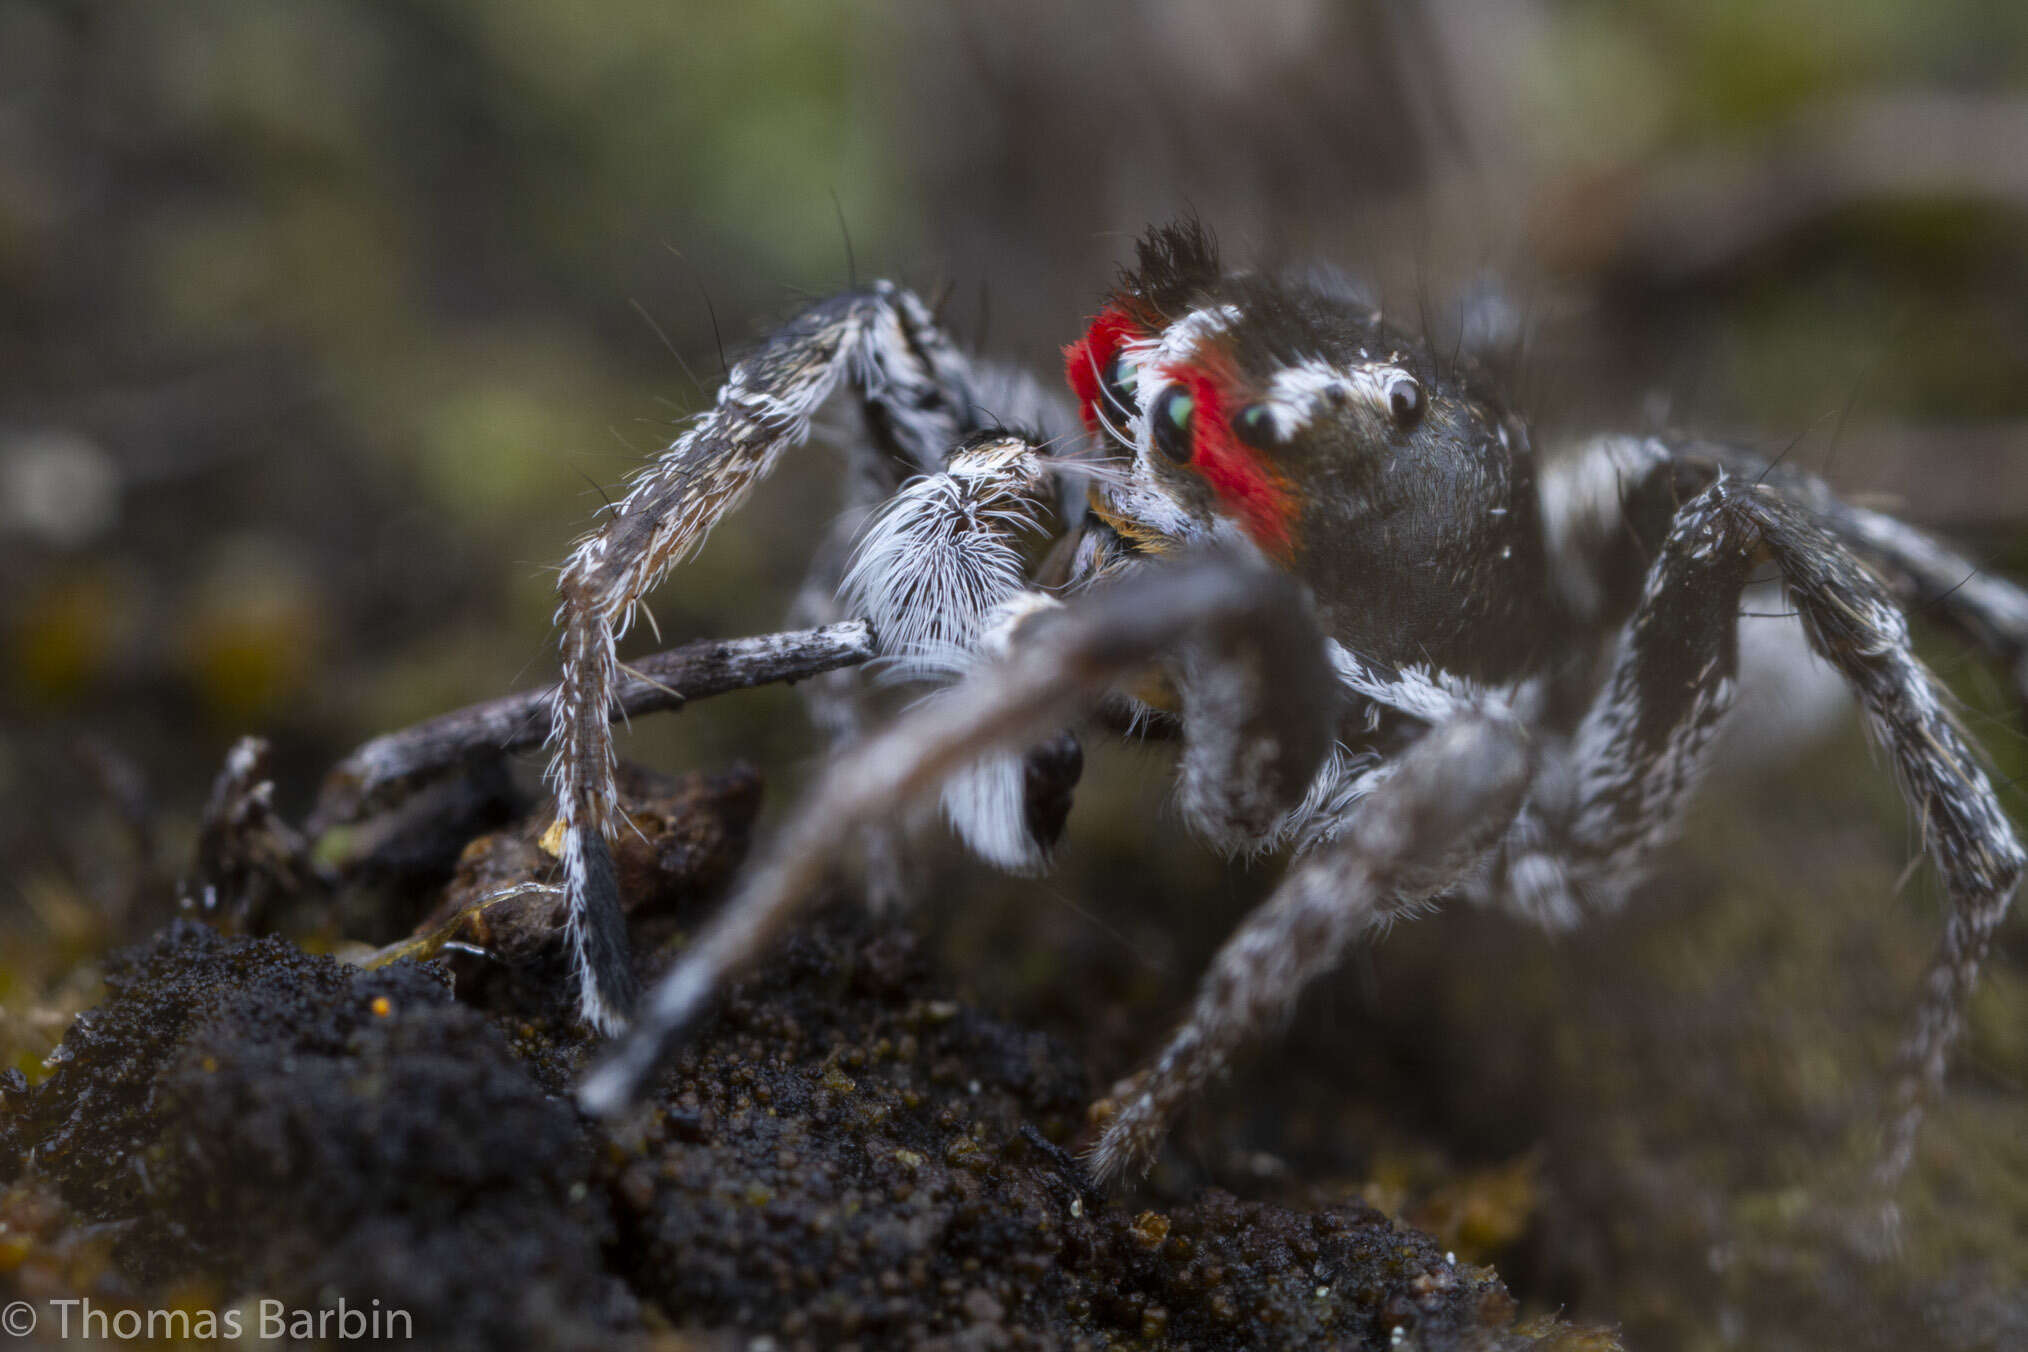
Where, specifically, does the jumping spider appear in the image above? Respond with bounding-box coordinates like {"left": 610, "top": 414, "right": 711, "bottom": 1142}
{"left": 552, "top": 221, "right": 2025, "bottom": 1192}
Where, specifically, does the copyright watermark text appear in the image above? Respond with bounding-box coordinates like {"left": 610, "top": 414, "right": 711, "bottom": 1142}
{"left": 4, "top": 1296, "right": 412, "bottom": 1341}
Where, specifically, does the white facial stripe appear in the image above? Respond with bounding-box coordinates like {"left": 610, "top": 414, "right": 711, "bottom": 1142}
{"left": 1263, "top": 357, "right": 1407, "bottom": 439}
{"left": 1153, "top": 303, "right": 1242, "bottom": 369}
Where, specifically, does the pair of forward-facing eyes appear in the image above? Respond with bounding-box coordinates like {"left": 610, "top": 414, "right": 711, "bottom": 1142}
{"left": 1098, "top": 351, "right": 1426, "bottom": 464}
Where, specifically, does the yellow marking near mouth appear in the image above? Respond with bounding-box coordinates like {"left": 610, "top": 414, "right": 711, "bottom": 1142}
{"left": 1129, "top": 671, "right": 1183, "bottom": 713}
{"left": 1088, "top": 483, "right": 1178, "bottom": 555}
{"left": 1078, "top": 488, "right": 1184, "bottom": 717}
{"left": 1085, "top": 485, "right": 1182, "bottom": 709}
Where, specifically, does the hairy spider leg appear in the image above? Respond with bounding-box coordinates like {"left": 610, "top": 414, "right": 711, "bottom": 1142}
{"left": 1546, "top": 435, "right": 2028, "bottom": 715}
{"left": 551, "top": 283, "right": 982, "bottom": 1033}
{"left": 1711, "top": 445, "right": 2028, "bottom": 713}
{"left": 1735, "top": 486, "right": 2025, "bottom": 1192}
{"left": 577, "top": 552, "right": 1337, "bottom": 1117}
{"left": 1534, "top": 458, "right": 2022, "bottom": 1193}
{"left": 1086, "top": 708, "right": 1535, "bottom": 1182}
{"left": 1497, "top": 456, "right": 1756, "bottom": 924}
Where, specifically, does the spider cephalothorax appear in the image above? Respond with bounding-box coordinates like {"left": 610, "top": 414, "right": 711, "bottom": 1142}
{"left": 545, "top": 221, "right": 2027, "bottom": 1207}
{"left": 1065, "top": 224, "right": 1553, "bottom": 683}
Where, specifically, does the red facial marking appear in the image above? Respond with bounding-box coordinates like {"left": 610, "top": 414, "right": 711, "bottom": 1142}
{"left": 1064, "top": 305, "right": 1299, "bottom": 558}
{"left": 1063, "top": 307, "right": 1145, "bottom": 431}
{"left": 1159, "top": 353, "right": 1298, "bottom": 558}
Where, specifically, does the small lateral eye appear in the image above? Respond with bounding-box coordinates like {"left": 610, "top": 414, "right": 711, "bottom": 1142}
{"left": 1152, "top": 384, "right": 1194, "bottom": 463}
{"left": 1387, "top": 374, "right": 1424, "bottom": 430}
{"left": 1101, "top": 351, "right": 1140, "bottom": 423}
{"left": 1232, "top": 404, "right": 1280, "bottom": 449}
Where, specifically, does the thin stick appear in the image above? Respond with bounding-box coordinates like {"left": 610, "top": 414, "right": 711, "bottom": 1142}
{"left": 311, "top": 622, "right": 876, "bottom": 834}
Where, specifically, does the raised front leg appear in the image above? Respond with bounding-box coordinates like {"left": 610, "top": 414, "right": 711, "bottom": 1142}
{"left": 551, "top": 283, "right": 984, "bottom": 1032}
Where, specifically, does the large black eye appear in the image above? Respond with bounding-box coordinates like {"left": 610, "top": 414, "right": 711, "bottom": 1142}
{"left": 1387, "top": 374, "right": 1424, "bottom": 430}
{"left": 1100, "top": 351, "right": 1140, "bottom": 424}
{"left": 1232, "top": 404, "right": 1280, "bottom": 449}
{"left": 1152, "top": 384, "right": 1195, "bottom": 463}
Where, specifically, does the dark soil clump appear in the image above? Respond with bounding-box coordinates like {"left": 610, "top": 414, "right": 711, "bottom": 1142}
{"left": 0, "top": 845, "right": 1604, "bottom": 1348}
{"left": 602, "top": 920, "right": 1552, "bottom": 1350}
{"left": 0, "top": 922, "right": 634, "bottom": 1348}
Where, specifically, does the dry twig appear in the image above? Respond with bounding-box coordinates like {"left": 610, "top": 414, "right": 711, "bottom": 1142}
{"left": 310, "top": 622, "right": 874, "bottom": 834}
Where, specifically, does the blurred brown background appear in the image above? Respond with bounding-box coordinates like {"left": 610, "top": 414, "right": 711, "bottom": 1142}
{"left": 5, "top": 2, "right": 2028, "bottom": 1345}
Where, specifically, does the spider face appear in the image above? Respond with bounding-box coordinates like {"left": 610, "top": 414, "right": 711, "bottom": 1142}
{"left": 1065, "top": 224, "right": 1551, "bottom": 679}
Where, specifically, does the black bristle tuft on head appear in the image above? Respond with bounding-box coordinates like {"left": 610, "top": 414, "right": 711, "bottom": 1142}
{"left": 1119, "top": 218, "right": 1223, "bottom": 317}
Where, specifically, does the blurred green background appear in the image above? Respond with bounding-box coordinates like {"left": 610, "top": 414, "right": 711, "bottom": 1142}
{"left": 8, "top": 0, "right": 2028, "bottom": 855}
{"left": 5, "top": 2, "right": 2028, "bottom": 1346}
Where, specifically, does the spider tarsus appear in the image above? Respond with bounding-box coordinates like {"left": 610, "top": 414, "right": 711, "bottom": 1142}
{"left": 564, "top": 822, "right": 638, "bottom": 1036}
{"left": 1021, "top": 730, "right": 1083, "bottom": 852}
